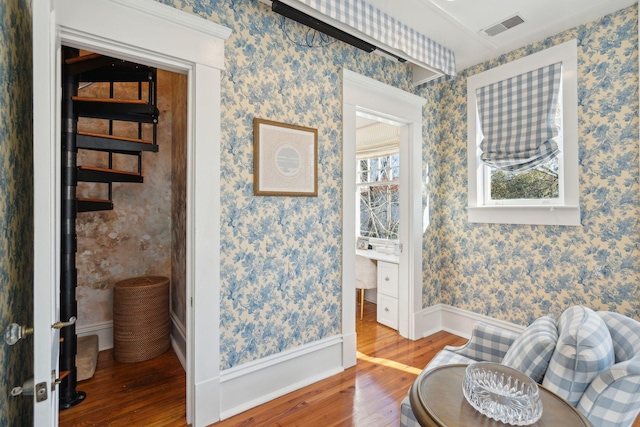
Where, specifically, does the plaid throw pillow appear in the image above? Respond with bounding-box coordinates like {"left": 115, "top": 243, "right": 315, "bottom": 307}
{"left": 502, "top": 315, "right": 558, "bottom": 383}
{"left": 542, "top": 306, "right": 614, "bottom": 406}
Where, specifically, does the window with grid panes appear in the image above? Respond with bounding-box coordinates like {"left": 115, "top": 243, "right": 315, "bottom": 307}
{"left": 357, "top": 153, "right": 399, "bottom": 240}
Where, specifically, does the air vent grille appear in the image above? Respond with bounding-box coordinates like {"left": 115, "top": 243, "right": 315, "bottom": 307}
{"left": 483, "top": 14, "right": 525, "bottom": 37}
{"left": 502, "top": 15, "right": 524, "bottom": 29}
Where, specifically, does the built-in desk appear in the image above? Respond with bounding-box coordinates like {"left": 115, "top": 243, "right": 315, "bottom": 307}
{"left": 356, "top": 249, "right": 400, "bottom": 330}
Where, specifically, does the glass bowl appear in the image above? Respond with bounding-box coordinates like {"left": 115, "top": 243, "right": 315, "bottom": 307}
{"left": 462, "top": 362, "right": 543, "bottom": 426}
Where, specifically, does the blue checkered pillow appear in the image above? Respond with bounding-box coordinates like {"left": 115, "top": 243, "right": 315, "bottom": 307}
{"left": 542, "top": 306, "right": 614, "bottom": 407}
{"left": 502, "top": 315, "right": 558, "bottom": 383}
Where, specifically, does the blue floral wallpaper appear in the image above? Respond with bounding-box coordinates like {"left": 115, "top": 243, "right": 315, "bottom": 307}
{"left": 419, "top": 5, "right": 640, "bottom": 325}
{"left": 160, "top": 0, "right": 639, "bottom": 370}
{"left": 0, "top": 0, "right": 34, "bottom": 424}
{"left": 165, "top": 0, "right": 413, "bottom": 369}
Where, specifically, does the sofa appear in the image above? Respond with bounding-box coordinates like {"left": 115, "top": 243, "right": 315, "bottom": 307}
{"left": 400, "top": 306, "right": 640, "bottom": 427}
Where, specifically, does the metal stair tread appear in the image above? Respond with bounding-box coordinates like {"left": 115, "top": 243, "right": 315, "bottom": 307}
{"left": 76, "top": 196, "right": 113, "bottom": 203}
{"left": 72, "top": 96, "right": 148, "bottom": 105}
{"left": 78, "top": 166, "right": 141, "bottom": 177}
{"left": 65, "top": 53, "right": 102, "bottom": 65}
{"left": 76, "top": 197, "right": 114, "bottom": 213}
{"left": 77, "top": 131, "right": 152, "bottom": 145}
{"left": 77, "top": 165, "right": 144, "bottom": 183}
{"left": 76, "top": 132, "right": 158, "bottom": 154}
{"left": 72, "top": 97, "right": 159, "bottom": 124}
{"left": 65, "top": 53, "right": 156, "bottom": 83}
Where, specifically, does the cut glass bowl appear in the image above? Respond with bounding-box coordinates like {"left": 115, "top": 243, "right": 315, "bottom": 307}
{"left": 462, "top": 362, "right": 543, "bottom": 426}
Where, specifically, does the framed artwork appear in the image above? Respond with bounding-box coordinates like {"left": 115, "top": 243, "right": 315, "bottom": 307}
{"left": 253, "top": 118, "right": 318, "bottom": 197}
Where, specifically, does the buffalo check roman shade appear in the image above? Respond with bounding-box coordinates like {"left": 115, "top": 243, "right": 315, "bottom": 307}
{"left": 476, "top": 62, "right": 562, "bottom": 172}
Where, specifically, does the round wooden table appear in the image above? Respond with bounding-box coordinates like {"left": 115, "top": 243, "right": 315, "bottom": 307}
{"left": 409, "top": 364, "right": 591, "bottom": 427}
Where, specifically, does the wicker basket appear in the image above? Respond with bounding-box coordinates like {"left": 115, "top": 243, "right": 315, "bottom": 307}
{"left": 113, "top": 276, "right": 170, "bottom": 363}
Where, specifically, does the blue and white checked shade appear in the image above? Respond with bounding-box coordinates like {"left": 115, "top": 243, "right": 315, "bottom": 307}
{"left": 293, "top": 0, "right": 456, "bottom": 80}
{"left": 476, "top": 62, "right": 562, "bottom": 172}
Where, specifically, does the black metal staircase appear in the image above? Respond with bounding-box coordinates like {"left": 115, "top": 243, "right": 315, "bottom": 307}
{"left": 59, "top": 47, "right": 160, "bottom": 409}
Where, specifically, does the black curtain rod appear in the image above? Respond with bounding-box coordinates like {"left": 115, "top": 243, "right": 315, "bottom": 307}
{"left": 272, "top": 0, "right": 377, "bottom": 53}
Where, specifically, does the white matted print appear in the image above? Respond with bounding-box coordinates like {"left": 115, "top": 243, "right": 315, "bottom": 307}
{"left": 253, "top": 118, "right": 318, "bottom": 196}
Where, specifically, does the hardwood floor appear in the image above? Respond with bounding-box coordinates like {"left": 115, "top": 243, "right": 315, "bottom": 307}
{"left": 59, "top": 346, "right": 187, "bottom": 426}
{"left": 60, "top": 301, "right": 464, "bottom": 426}
{"left": 58, "top": 302, "right": 640, "bottom": 426}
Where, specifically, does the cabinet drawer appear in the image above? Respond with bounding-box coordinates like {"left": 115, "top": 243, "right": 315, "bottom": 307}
{"left": 377, "top": 293, "right": 398, "bottom": 330}
{"left": 377, "top": 261, "right": 399, "bottom": 298}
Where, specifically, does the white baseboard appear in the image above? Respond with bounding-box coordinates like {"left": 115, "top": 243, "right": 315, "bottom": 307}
{"left": 170, "top": 310, "right": 187, "bottom": 370}
{"left": 77, "top": 321, "right": 113, "bottom": 351}
{"left": 219, "top": 335, "right": 344, "bottom": 420}
{"left": 418, "top": 304, "right": 443, "bottom": 338}
{"left": 342, "top": 331, "right": 357, "bottom": 368}
{"left": 195, "top": 375, "right": 220, "bottom": 427}
{"left": 416, "top": 304, "right": 526, "bottom": 339}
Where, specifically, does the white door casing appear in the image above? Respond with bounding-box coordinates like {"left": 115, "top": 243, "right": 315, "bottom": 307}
{"left": 32, "top": 1, "right": 230, "bottom": 426}
{"left": 342, "top": 69, "right": 426, "bottom": 363}
{"left": 33, "top": 1, "right": 59, "bottom": 424}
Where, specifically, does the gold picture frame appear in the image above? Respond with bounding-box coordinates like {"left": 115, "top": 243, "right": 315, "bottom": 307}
{"left": 253, "top": 118, "right": 318, "bottom": 197}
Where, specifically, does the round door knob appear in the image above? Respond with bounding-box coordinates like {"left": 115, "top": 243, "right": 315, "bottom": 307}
{"left": 4, "top": 323, "right": 33, "bottom": 346}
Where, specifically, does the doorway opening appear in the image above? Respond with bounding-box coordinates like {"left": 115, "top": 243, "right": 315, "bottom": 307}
{"left": 355, "top": 115, "right": 402, "bottom": 332}
{"left": 342, "top": 70, "right": 426, "bottom": 367}
{"left": 58, "top": 47, "right": 188, "bottom": 423}
{"left": 33, "top": 2, "right": 228, "bottom": 425}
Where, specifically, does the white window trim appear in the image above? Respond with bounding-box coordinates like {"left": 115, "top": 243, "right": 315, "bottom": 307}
{"left": 467, "top": 39, "right": 580, "bottom": 226}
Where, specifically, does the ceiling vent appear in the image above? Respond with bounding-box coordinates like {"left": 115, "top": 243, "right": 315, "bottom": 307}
{"left": 482, "top": 14, "right": 525, "bottom": 37}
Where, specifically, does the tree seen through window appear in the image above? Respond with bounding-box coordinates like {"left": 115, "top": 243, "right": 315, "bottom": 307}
{"left": 357, "top": 154, "right": 399, "bottom": 240}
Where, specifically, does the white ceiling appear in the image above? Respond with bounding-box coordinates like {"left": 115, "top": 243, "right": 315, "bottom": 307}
{"left": 366, "top": 0, "right": 637, "bottom": 71}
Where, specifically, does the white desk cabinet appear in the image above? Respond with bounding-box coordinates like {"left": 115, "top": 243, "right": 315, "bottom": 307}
{"left": 377, "top": 261, "right": 399, "bottom": 330}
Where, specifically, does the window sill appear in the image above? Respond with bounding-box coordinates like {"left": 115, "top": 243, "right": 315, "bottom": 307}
{"left": 467, "top": 205, "right": 580, "bottom": 226}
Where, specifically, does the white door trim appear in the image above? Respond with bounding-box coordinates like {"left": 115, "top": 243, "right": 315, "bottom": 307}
{"left": 32, "top": 1, "right": 230, "bottom": 426}
{"left": 33, "top": 2, "right": 62, "bottom": 424}
{"left": 342, "top": 69, "right": 426, "bottom": 359}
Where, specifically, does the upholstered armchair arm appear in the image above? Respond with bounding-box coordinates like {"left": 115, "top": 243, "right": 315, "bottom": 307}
{"left": 576, "top": 359, "right": 640, "bottom": 427}
{"left": 444, "top": 322, "right": 520, "bottom": 363}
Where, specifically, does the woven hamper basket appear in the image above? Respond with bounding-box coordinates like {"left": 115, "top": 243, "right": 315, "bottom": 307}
{"left": 113, "top": 276, "right": 170, "bottom": 363}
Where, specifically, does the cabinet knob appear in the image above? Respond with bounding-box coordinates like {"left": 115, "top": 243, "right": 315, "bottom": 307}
{"left": 385, "top": 276, "right": 390, "bottom": 281}
{"left": 384, "top": 307, "right": 389, "bottom": 312}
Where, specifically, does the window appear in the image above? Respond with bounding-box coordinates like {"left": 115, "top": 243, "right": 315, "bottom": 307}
{"left": 357, "top": 154, "right": 399, "bottom": 240}
{"left": 355, "top": 120, "right": 400, "bottom": 242}
{"left": 467, "top": 39, "right": 580, "bottom": 226}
